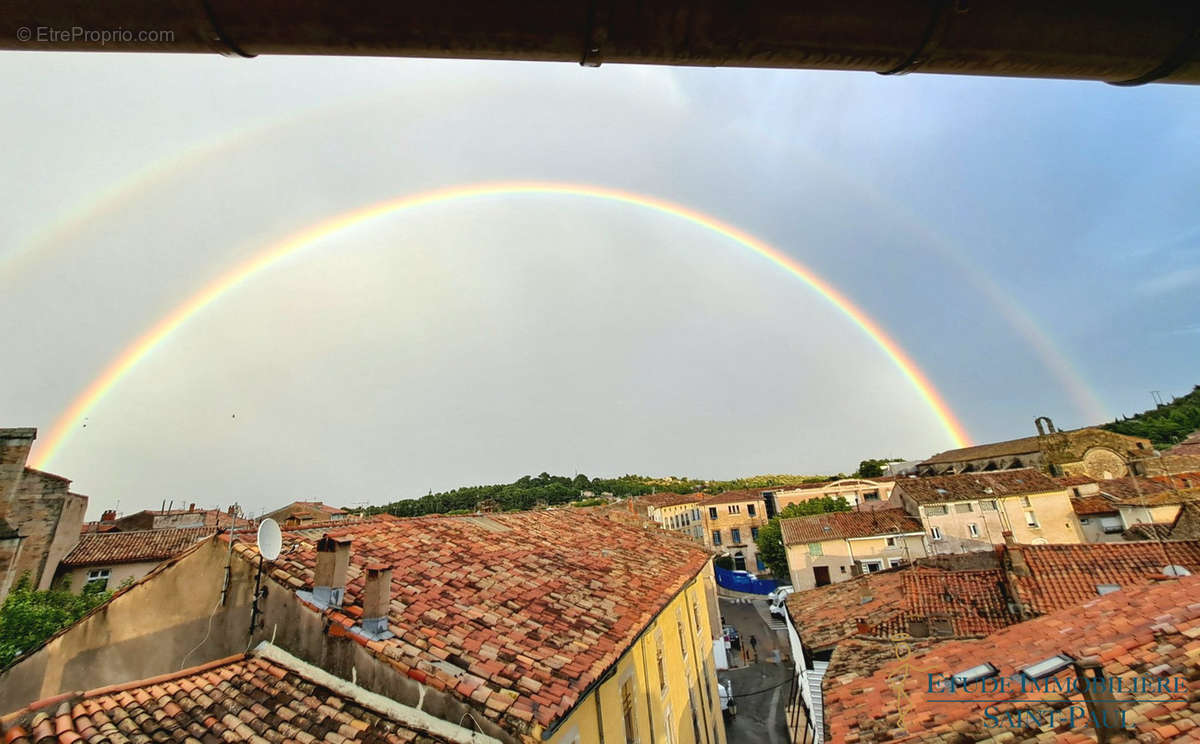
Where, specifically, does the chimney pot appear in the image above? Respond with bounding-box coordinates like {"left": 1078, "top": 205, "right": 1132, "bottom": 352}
{"left": 101, "top": 509, "right": 116, "bottom": 522}
{"left": 189, "top": 503, "right": 195, "bottom": 512}
{"left": 312, "top": 534, "right": 352, "bottom": 608}
{"left": 360, "top": 563, "right": 394, "bottom": 638}
{"left": 855, "top": 618, "right": 869, "bottom": 634}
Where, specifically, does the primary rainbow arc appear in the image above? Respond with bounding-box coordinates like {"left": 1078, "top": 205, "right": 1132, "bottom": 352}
{"left": 31, "top": 181, "right": 970, "bottom": 469}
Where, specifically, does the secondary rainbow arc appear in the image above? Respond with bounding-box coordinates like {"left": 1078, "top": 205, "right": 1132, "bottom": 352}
{"left": 31, "top": 181, "right": 971, "bottom": 469}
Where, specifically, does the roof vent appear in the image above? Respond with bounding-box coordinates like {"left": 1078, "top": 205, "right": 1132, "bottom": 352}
{"left": 1163, "top": 565, "right": 1192, "bottom": 577}
{"left": 935, "top": 488, "right": 948, "bottom": 495}
{"left": 951, "top": 662, "right": 999, "bottom": 687}
{"left": 1019, "top": 653, "right": 1074, "bottom": 681}
{"left": 1096, "top": 584, "right": 1121, "bottom": 595}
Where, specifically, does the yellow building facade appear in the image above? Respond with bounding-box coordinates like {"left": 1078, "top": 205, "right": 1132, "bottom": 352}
{"left": 547, "top": 568, "right": 727, "bottom": 744}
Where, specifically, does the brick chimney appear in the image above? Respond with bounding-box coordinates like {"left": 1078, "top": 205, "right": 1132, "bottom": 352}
{"left": 101, "top": 509, "right": 117, "bottom": 522}
{"left": 1000, "top": 531, "right": 1031, "bottom": 621}
{"left": 312, "top": 534, "right": 352, "bottom": 608}
{"left": 188, "top": 503, "right": 195, "bottom": 512}
{"left": 1072, "top": 656, "right": 1125, "bottom": 742}
{"left": 359, "top": 563, "right": 394, "bottom": 639}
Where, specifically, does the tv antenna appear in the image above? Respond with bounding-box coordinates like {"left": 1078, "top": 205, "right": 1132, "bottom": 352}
{"left": 249, "top": 518, "right": 282, "bottom": 635}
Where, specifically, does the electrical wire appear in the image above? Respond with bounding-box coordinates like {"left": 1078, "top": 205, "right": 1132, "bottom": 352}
{"left": 179, "top": 592, "right": 224, "bottom": 670}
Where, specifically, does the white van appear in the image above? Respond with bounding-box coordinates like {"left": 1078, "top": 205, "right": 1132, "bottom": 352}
{"left": 768, "top": 586, "right": 794, "bottom": 617}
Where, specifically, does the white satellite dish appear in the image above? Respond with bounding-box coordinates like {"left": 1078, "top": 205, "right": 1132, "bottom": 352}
{"left": 257, "top": 518, "right": 282, "bottom": 561}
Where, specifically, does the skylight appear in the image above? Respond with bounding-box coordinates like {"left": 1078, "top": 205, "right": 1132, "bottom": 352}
{"left": 1019, "top": 654, "right": 1074, "bottom": 681}
{"left": 1095, "top": 584, "right": 1120, "bottom": 595}
{"left": 1163, "top": 565, "right": 1192, "bottom": 577}
{"left": 952, "top": 662, "right": 999, "bottom": 686}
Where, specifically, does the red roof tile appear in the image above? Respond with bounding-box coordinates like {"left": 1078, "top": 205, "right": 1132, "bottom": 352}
{"left": 784, "top": 566, "right": 1015, "bottom": 650}
{"left": 638, "top": 492, "right": 703, "bottom": 509}
{"left": 229, "top": 511, "right": 711, "bottom": 733}
{"left": 1070, "top": 493, "right": 1119, "bottom": 515}
{"left": 0, "top": 649, "right": 465, "bottom": 744}
{"left": 824, "top": 574, "right": 1200, "bottom": 743}
{"left": 1009, "top": 540, "right": 1200, "bottom": 615}
{"left": 780, "top": 508, "right": 923, "bottom": 544}
{"left": 893, "top": 469, "right": 1063, "bottom": 504}
{"left": 60, "top": 528, "right": 217, "bottom": 567}
{"left": 700, "top": 489, "right": 767, "bottom": 506}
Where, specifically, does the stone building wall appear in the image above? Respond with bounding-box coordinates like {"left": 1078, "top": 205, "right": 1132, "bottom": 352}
{"left": 0, "top": 428, "right": 88, "bottom": 597}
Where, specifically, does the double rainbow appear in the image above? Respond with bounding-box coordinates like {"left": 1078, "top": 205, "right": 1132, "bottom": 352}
{"left": 31, "top": 181, "right": 970, "bottom": 468}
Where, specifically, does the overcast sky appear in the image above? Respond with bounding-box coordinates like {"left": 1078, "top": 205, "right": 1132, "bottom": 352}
{"left": 2, "top": 53, "right": 1197, "bottom": 518}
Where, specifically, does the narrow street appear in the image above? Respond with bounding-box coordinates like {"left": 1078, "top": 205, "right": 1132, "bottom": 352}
{"left": 717, "top": 597, "right": 792, "bottom": 744}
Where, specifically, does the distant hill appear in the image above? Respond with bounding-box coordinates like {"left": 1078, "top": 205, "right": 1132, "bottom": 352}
{"left": 362, "top": 472, "right": 832, "bottom": 518}
{"left": 1103, "top": 384, "right": 1200, "bottom": 450}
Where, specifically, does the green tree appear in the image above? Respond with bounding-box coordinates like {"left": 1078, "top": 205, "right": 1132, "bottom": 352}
{"left": 754, "top": 497, "right": 851, "bottom": 580}
{"left": 854, "top": 458, "right": 905, "bottom": 478}
{"left": 0, "top": 575, "right": 114, "bottom": 668}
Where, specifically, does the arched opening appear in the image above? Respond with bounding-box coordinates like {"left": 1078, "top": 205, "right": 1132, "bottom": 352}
{"left": 733, "top": 551, "right": 746, "bottom": 572}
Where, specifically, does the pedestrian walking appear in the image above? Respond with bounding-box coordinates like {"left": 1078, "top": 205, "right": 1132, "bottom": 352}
{"left": 749, "top": 635, "right": 758, "bottom": 661}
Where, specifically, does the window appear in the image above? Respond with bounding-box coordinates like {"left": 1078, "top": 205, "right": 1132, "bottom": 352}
{"left": 756, "top": 556, "right": 765, "bottom": 571}
{"left": 692, "top": 509, "right": 700, "bottom": 521}
{"left": 889, "top": 557, "right": 903, "bottom": 568}
{"left": 862, "top": 560, "right": 883, "bottom": 573}
{"left": 1025, "top": 510, "right": 1039, "bottom": 528}
{"left": 981, "top": 500, "right": 998, "bottom": 511}
{"left": 711, "top": 530, "right": 722, "bottom": 546}
{"left": 677, "top": 612, "right": 688, "bottom": 661}
{"left": 808, "top": 542, "right": 823, "bottom": 556}
{"left": 885, "top": 536, "right": 896, "bottom": 547}
{"left": 656, "top": 641, "right": 667, "bottom": 692}
{"left": 708, "top": 507, "right": 718, "bottom": 520}
{"left": 621, "top": 679, "right": 638, "bottom": 744}
{"left": 954, "top": 502, "right": 974, "bottom": 513}
{"left": 926, "top": 505, "right": 948, "bottom": 516}
{"left": 728, "top": 504, "right": 741, "bottom": 514}
{"left": 1079, "top": 517, "right": 1090, "bottom": 525}
{"left": 863, "top": 490, "right": 880, "bottom": 501}
{"left": 1020, "top": 496, "right": 1031, "bottom": 507}
{"left": 730, "top": 528, "right": 741, "bottom": 543}
{"left": 747, "top": 503, "right": 756, "bottom": 517}
{"left": 931, "top": 526, "right": 944, "bottom": 540}
{"left": 751, "top": 526, "right": 759, "bottom": 540}
{"left": 1099, "top": 516, "right": 1123, "bottom": 534}
{"left": 968, "top": 523, "right": 980, "bottom": 538}
{"left": 85, "top": 568, "right": 111, "bottom": 591}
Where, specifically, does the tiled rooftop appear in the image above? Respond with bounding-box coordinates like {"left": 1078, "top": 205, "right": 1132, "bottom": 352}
{"left": 921, "top": 433, "right": 1048, "bottom": 464}
{"left": 1010, "top": 540, "right": 1200, "bottom": 616}
{"left": 639, "top": 491, "right": 703, "bottom": 509}
{"left": 784, "top": 566, "right": 1014, "bottom": 650}
{"left": 1070, "top": 493, "right": 1119, "bottom": 515}
{"left": 229, "top": 511, "right": 711, "bottom": 733}
{"left": 779, "top": 508, "right": 923, "bottom": 545}
{"left": 1168, "top": 430, "right": 1200, "bottom": 456}
{"left": 823, "top": 574, "right": 1200, "bottom": 743}
{"left": 0, "top": 646, "right": 469, "bottom": 744}
{"left": 60, "top": 527, "right": 218, "bottom": 567}
{"left": 894, "top": 469, "right": 1063, "bottom": 504}
{"left": 700, "top": 488, "right": 767, "bottom": 506}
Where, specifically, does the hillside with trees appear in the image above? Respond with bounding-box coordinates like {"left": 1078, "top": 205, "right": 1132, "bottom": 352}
{"left": 1103, "top": 385, "right": 1200, "bottom": 450}
{"left": 364, "top": 472, "right": 833, "bottom": 518}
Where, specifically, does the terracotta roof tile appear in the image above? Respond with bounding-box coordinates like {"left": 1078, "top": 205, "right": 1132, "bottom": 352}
{"left": 638, "top": 492, "right": 703, "bottom": 508}
{"left": 784, "top": 566, "right": 1015, "bottom": 650}
{"left": 893, "top": 469, "right": 1062, "bottom": 505}
{"left": 230, "top": 511, "right": 710, "bottom": 734}
{"left": 1070, "top": 494, "right": 1119, "bottom": 515}
{"left": 1010, "top": 541, "right": 1200, "bottom": 615}
{"left": 60, "top": 528, "right": 217, "bottom": 567}
{"left": 700, "top": 489, "right": 767, "bottom": 506}
{"left": 0, "top": 651, "right": 463, "bottom": 744}
{"left": 824, "top": 574, "right": 1200, "bottom": 743}
{"left": 780, "top": 508, "right": 923, "bottom": 545}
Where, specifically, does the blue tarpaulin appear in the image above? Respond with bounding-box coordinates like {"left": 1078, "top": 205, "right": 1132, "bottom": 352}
{"left": 714, "top": 566, "right": 778, "bottom": 595}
